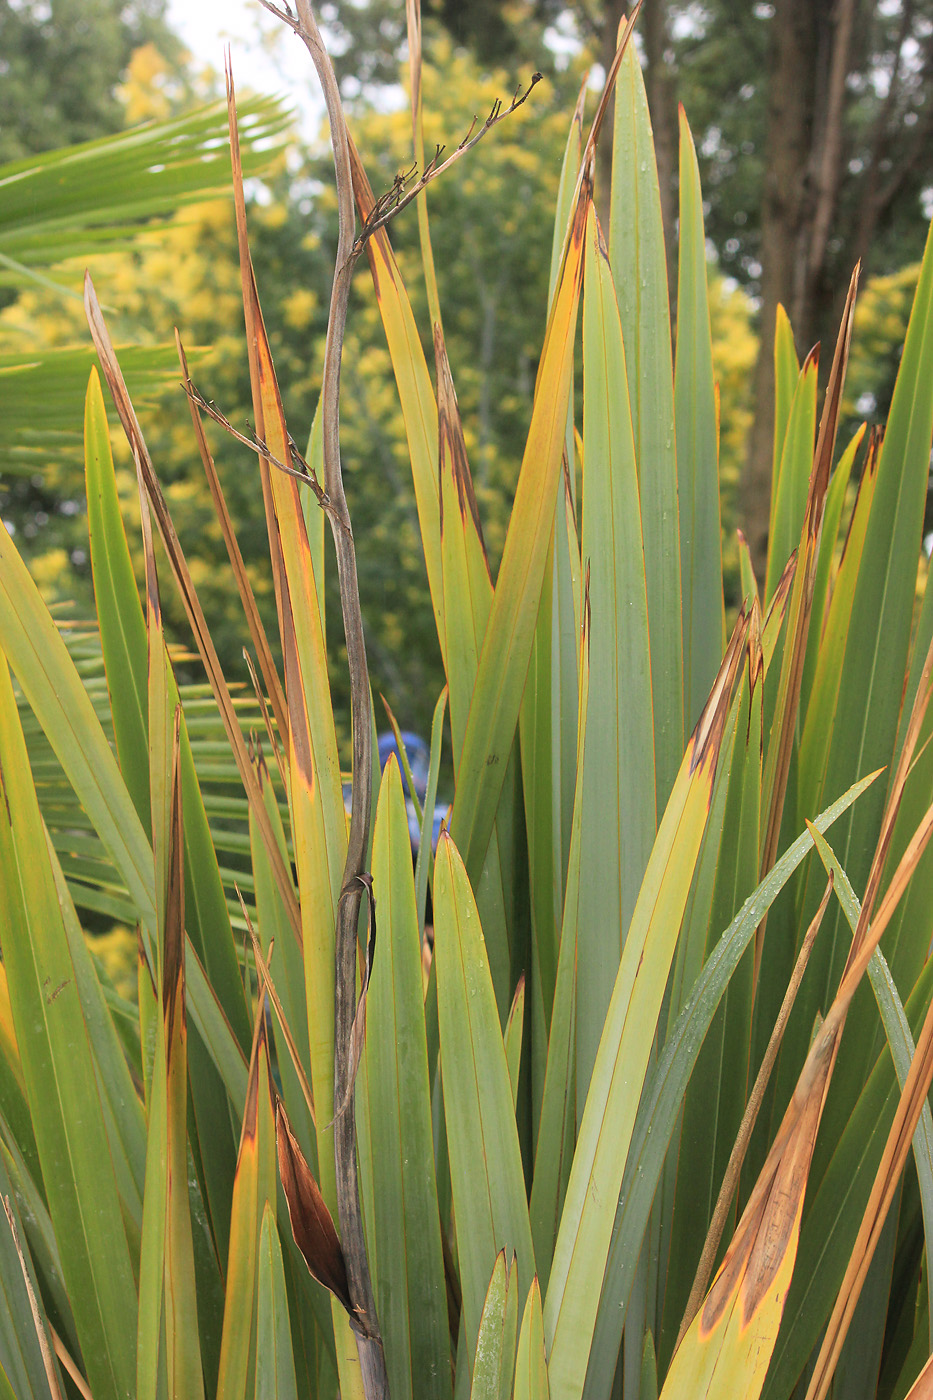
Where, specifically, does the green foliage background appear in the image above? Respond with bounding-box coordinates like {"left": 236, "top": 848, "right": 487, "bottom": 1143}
{"left": 0, "top": 9, "right": 924, "bottom": 745}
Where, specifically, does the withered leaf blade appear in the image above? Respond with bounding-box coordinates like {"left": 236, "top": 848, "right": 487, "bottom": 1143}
{"left": 84, "top": 272, "right": 301, "bottom": 946}
{"left": 276, "top": 1102, "right": 354, "bottom": 1319}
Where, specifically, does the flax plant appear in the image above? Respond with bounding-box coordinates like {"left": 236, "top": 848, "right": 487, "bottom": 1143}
{"left": 3, "top": 5, "right": 933, "bottom": 1400}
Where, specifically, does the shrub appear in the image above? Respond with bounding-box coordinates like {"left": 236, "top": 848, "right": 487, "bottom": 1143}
{"left": 2, "top": 5, "right": 933, "bottom": 1400}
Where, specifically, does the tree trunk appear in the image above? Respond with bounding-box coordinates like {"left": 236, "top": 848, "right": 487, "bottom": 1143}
{"left": 741, "top": 0, "right": 822, "bottom": 580}
{"left": 594, "top": 0, "right": 629, "bottom": 225}
{"left": 795, "top": 0, "right": 857, "bottom": 334}
{"left": 741, "top": 0, "right": 859, "bottom": 584}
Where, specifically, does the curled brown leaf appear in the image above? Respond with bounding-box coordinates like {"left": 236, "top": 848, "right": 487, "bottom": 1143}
{"left": 276, "top": 1101, "right": 355, "bottom": 1321}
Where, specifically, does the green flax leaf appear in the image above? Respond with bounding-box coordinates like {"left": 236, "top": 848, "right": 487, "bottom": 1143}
{"left": 0, "top": 653, "right": 137, "bottom": 1400}
{"left": 674, "top": 107, "right": 724, "bottom": 735}
{"left": 435, "top": 834, "right": 536, "bottom": 1368}
{"left": 358, "top": 758, "right": 450, "bottom": 1400}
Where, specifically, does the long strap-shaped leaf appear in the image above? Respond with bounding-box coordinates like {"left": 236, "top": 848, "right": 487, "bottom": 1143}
{"left": 178, "top": 334, "right": 289, "bottom": 750}
{"left": 662, "top": 712, "right": 933, "bottom": 1400}
{"left": 434, "top": 833, "right": 536, "bottom": 1368}
{"left": 529, "top": 579, "right": 591, "bottom": 1294}
{"left": 903, "top": 1353, "right": 933, "bottom": 1400}
{"left": 136, "top": 415, "right": 202, "bottom": 1400}
{"left": 765, "top": 347, "right": 818, "bottom": 605}
{"left": 0, "top": 453, "right": 252, "bottom": 1125}
{"left": 448, "top": 171, "right": 588, "bottom": 885}
{"left": 798, "top": 421, "right": 865, "bottom": 714}
{"left": 136, "top": 963, "right": 167, "bottom": 1400}
{"left": 574, "top": 198, "right": 656, "bottom": 1103}
{"left": 609, "top": 40, "right": 683, "bottom": 811}
{"left": 349, "top": 137, "right": 445, "bottom": 662}
{"left": 160, "top": 716, "right": 205, "bottom": 1400}
{"left": 216, "top": 1018, "right": 278, "bottom": 1400}
{"left": 796, "top": 428, "right": 881, "bottom": 834}
{"left": 768, "top": 632, "right": 933, "bottom": 1378}
{"left": 808, "top": 822, "right": 933, "bottom": 1350}
{"left": 760, "top": 265, "right": 859, "bottom": 890}
{"left": 249, "top": 751, "right": 312, "bottom": 1142}
{"left": 804, "top": 848, "right": 933, "bottom": 1397}
{"left": 0, "top": 652, "right": 137, "bottom": 1400}
{"left": 581, "top": 771, "right": 880, "bottom": 1400}
{"left": 769, "top": 304, "right": 801, "bottom": 541}
{"left": 0, "top": 508, "right": 156, "bottom": 923}
{"left": 437, "top": 325, "right": 513, "bottom": 1008}
{"left": 788, "top": 216, "right": 933, "bottom": 1091}
{"left": 86, "top": 366, "right": 252, "bottom": 1050}
{"left": 544, "top": 616, "right": 748, "bottom": 1400}
{"left": 659, "top": 1026, "right": 830, "bottom": 1400}
{"left": 226, "top": 72, "right": 369, "bottom": 1400}
{"left": 226, "top": 79, "right": 345, "bottom": 910}
{"left": 254, "top": 1203, "right": 300, "bottom": 1400}
{"left": 438, "top": 324, "right": 492, "bottom": 769}
{"left": 0, "top": 1154, "right": 56, "bottom": 1400}
{"left": 514, "top": 1281, "right": 550, "bottom": 1400}
{"left": 227, "top": 83, "right": 347, "bottom": 1113}
{"left": 449, "top": 6, "right": 641, "bottom": 888}
{"left": 405, "top": 0, "right": 442, "bottom": 333}
{"left": 675, "top": 107, "right": 725, "bottom": 736}
{"left": 519, "top": 71, "right": 586, "bottom": 1035}
{"left": 660, "top": 611, "right": 766, "bottom": 1357}
{"left": 0, "top": 96, "right": 287, "bottom": 269}
{"left": 109, "top": 362, "right": 246, "bottom": 1275}
{"left": 49, "top": 807, "right": 147, "bottom": 1219}
{"left": 357, "top": 758, "right": 450, "bottom": 1400}
{"left": 83, "top": 275, "right": 301, "bottom": 948}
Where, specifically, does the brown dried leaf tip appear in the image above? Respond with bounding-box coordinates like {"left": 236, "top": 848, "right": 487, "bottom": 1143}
{"left": 276, "top": 1102, "right": 355, "bottom": 1321}
{"left": 689, "top": 607, "right": 749, "bottom": 777}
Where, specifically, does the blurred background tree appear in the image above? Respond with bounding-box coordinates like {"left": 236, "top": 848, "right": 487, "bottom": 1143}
{"left": 318, "top": 0, "right": 933, "bottom": 574}
{"left": 0, "top": 0, "right": 186, "bottom": 162}
{"left": 1, "top": 0, "right": 930, "bottom": 743}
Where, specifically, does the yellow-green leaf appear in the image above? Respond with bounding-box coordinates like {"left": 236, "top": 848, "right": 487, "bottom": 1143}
{"left": 216, "top": 1020, "right": 278, "bottom": 1400}
{"left": 574, "top": 198, "right": 655, "bottom": 1102}
{"left": 469, "top": 1252, "right": 519, "bottom": 1400}
{"left": 610, "top": 40, "right": 684, "bottom": 808}
{"left": 544, "top": 618, "right": 748, "bottom": 1400}
{"left": 450, "top": 174, "right": 589, "bottom": 886}
{"left": 435, "top": 834, "right": 536, "bottom": 1365}
{"left": 514, "top": 1280, "right": 549, "bottom": 1400}
{"left": 0, "top": 651, "right": 137, "bottom": 1400}
{"left": 255, "top": 1203, "right": 300, "bottom": 1400}
{"left": 357, "top": 757, "right": 450, "bottom": 1400}
{"left": 675, "top": 107, "right": 724, "bottom": 734}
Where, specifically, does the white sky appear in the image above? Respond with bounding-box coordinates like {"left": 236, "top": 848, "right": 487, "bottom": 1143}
{"left": 166, "top": 0, "right": 326, "bottom": 131}
{"left": 164, "top": 2, "right": 589, "bottom": 135}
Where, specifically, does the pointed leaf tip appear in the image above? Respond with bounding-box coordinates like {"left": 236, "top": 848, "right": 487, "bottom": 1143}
{"left": 689, "top": 609, "right": 748, "bottom": 776}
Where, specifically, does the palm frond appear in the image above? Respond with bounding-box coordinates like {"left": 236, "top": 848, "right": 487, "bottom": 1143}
{"left": 0, "top": 96, "right": 290, "bottom": 281}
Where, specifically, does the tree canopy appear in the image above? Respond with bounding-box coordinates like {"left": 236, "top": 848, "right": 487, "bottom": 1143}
{"left": 0, "top": 0, "right": 186, "bottom": 163}
{"left": 323, "top": 0, "right": 933, "bottom": 570}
